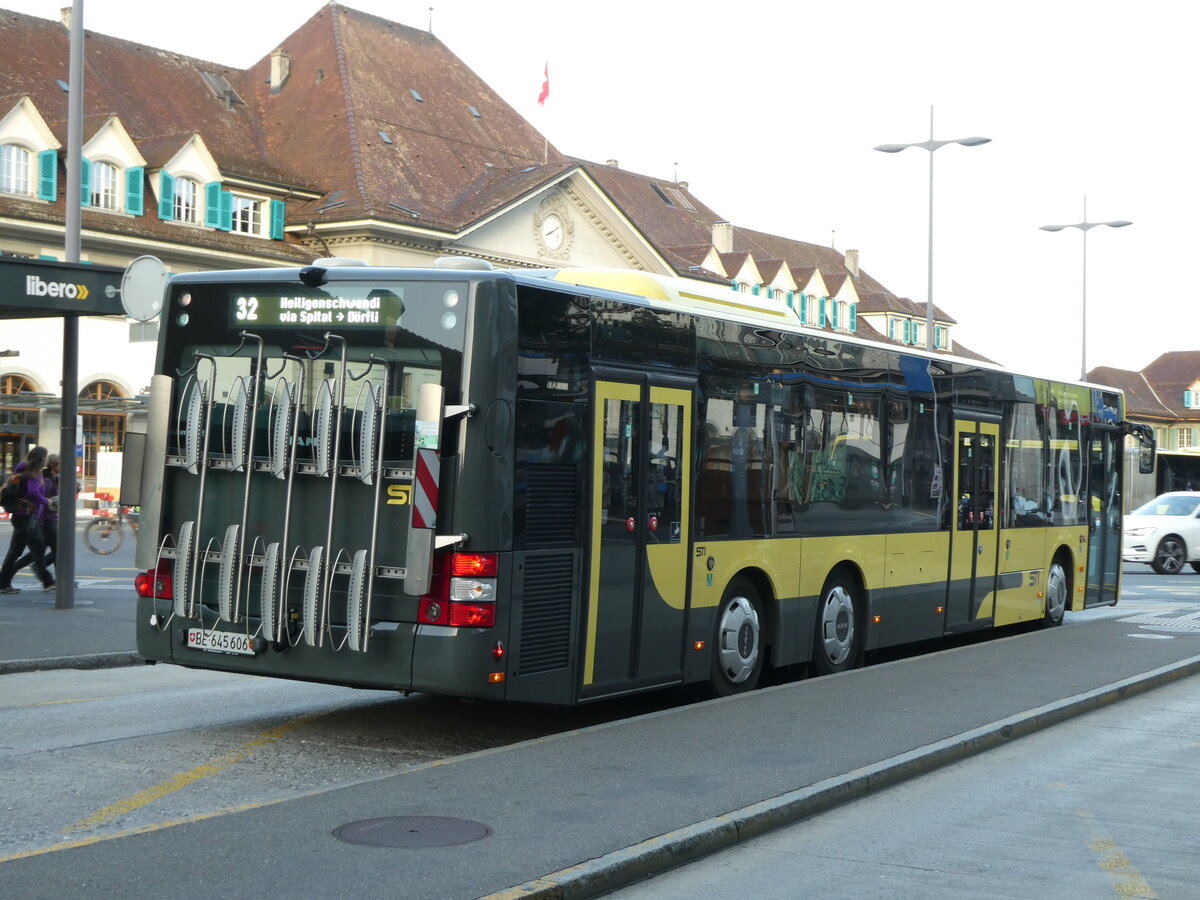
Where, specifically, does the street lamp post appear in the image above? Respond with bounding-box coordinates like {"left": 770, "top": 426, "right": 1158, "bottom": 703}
{"left": 1040, "top": 198, "right": 1131, "bottom": 381}
{"left": 875, "top": 106, "right": 990, "bottom": 352}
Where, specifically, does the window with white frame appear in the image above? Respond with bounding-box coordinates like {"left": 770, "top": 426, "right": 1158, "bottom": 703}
{"left": 0, "top": 143, "right": 31, "bottom": 195}
{"left": 232, "top": 195, "right": 263, "bottom": 235}
{"left": 1180, "top": 428, "right": 1193, "bottom": 449}
{"left": 837, "top": 301, "right": 848, "bottom": 331}
{"left": 173, "top": 176, "right": 199, "bottom": 224}
{"left": 90, "top": 160, "right": 119, "bottom": 210}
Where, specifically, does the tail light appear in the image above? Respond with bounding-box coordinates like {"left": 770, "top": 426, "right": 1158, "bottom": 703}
{"left": 134, "top": 565, "right": 173, "bottom": 599}
{"left": 419, "top": 551, "right": 498, "bottom": 627}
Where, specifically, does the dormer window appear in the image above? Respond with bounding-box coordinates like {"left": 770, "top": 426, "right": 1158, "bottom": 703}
{"left": 173, "top": 177, "right": 199, "bottom": 224}
{"left": 90, "top": 160, "right": 119, "bottom": 209}
{"left": 0, "top": 143, "right": 31, "bottom": 195}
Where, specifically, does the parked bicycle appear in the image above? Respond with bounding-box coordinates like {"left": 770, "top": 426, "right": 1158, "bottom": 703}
{"left": 84, "top": 504, "right": 140, "bottom": 555}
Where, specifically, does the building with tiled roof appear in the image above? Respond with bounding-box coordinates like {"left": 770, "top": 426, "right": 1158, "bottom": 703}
{"left": 1091, "top": 352, "right": 1200, "bottom": 451}
{"left": 0, "top": 2, "right": 990, "bottom": 482}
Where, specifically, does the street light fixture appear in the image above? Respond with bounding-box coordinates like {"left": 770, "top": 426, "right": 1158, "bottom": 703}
{"left": 875, "top": 106, "right": 990, "bottom": 352}
{"left": 1040, "top": 198, "right": 1131, "bottom": 381}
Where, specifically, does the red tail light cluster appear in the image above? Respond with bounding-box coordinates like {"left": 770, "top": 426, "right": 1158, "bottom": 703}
{"left": 134, "top": 565, "right": 174, "bottom": 599}
{"left": 419, "top": 551, "right": 498, "bottom": 627}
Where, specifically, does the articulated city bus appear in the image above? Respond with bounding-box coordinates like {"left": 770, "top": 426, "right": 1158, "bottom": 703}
{"left": 132, "top": 258, "right": 1155, "bottom": 704}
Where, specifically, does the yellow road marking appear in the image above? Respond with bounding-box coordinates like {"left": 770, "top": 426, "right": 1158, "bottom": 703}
{"left": 1078, "top": 809, "right": 1158, "bottom": 898}
{"left": 35, "top": 699, "right": 98, "bottom": 707}
{"left": 63, "top": 712, "right": 318, "bottom": 834}
{"left": 1, "top": 799, "right": 296, "bottom": 863}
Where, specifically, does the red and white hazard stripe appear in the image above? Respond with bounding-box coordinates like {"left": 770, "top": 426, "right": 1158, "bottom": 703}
{"left": 411, "top": 448, "right": 439, "bottom": 530}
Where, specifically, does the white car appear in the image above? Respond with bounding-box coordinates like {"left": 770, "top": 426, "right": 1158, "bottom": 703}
{"left": 1123, "top": 491, "right": 1200, "bottom": 574}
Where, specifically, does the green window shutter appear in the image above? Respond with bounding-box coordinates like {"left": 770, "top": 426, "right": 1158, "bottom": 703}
{"left": 888, "top": 318, "right": 895, "bottom": 339}
{"left": 819, "top": 297, "right": 827, "bottom": 327}
{"left": 785, "top": 290, "right": 794, "bottom": 312}
{"left": 270, "top": 199, "right": 285, "bottom": 240}
{"left": 751, "top": 284, "right": 760, "bottom": 296}
{"left": 37, "top": 150, "right": 57, "bottom": 201}
{"left": 904, "top": 320, "right": 912, "bottom": 343}
{"left": 831, "top": 303, "right": 839, "bottom": 329}
{"left": 1187, "top": 390, "right": 1194, "bottom": 409}
{"left": 80, "top": 157, "right": 90, "bottom": 206}
{"left": 219, "top": 191, "right": 233, "bottom": 231}
{"left": 850, "top": 303, "right": 857, "bottom": 332}
{"left": 730, "top": 280, "right": 737, "bottom": 290}
{"left": 799, "top": 294, "right": 807, "bottom": 324}
{"left": 158, "top": 172, "right": 175, "bottom": 221}
{"left": 204, "top": 181, "right": 222, "bottom": 227}
{"left": 125, "top": 166, "right": 144, "bottom": 215}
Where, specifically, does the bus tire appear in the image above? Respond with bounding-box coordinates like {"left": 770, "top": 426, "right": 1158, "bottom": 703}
{"left": 1042, "top": 560, "right": 1068, "bottom": 627}
{"left": 709, "top": 577, "right": 764, "bottom": 696}
{"left": 812, "top": 572, "right": 859, "bottom": 676}
{"left": 1152, "top": 536, "right": 1186, "bottom": 574}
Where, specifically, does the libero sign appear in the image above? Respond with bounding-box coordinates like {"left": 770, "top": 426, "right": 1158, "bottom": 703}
{"left": 0, "top": 257, "right": 124, "bottom": 316}
{"left": 25, "top": 273, "right": 92, "bottom": 300}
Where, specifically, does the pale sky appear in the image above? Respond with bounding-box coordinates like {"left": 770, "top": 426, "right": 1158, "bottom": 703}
{"left": 7, "top": 0, "right": 1193, "bottom": 382}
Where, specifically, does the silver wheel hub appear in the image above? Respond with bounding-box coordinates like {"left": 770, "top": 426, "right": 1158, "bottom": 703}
{"left": 1046, "top": 564, "right": 1067, "bottom": 621}
{"left": 819, "top": 585, "right": 855, "bottom": 667}
{"left": 1158, "top": 540, "right": 1184, "bottom": 572}
{"left": 716, "top": 596, "right": 760, "bottom": 684}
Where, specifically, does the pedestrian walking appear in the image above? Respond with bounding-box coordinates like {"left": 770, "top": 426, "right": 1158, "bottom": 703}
{"left": 0, "top": 446, "right": 55, "bottom": 593}
{"left": 13, "top": 453, "right": 60, "bottom": 574}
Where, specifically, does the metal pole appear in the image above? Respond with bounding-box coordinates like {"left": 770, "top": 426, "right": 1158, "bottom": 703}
{"left": 926, "top": 105, "right": 935, "bottom": 352}
{"left": 1080, "top": 196, "right": 1088, "bottom": 381}
{"left": 57, "top": 0, "right": 84, "bottom": 610}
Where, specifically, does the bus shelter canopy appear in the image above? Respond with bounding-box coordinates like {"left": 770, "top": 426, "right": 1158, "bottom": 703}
{"left": 0, "top": 257, "right": 125, "bottom": 319}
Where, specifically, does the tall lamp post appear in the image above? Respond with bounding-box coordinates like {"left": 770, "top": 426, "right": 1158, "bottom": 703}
{"left": 1040, "top": 198, "right": 1131, "bottom": 381}
{"left": 875, "top": 106, "right": 990, "bottom": 352}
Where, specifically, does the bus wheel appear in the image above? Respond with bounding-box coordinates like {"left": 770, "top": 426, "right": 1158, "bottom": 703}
{"left": 710, "top": 578, "right": 764, "bottom": 696}
{"left": 812, "top": 574, "right": 859, "bottom": 676}
{"left": 1042, "top": 561, "right": 1068, "bottom": 628}
{"left": 1152, "top": 536, "right": 1186, "bottom": 574}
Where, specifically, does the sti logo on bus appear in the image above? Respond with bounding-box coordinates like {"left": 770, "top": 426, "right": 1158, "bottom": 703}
{"left": 387, "top": 484, "right": 411, "bottom": 505}
{"left": 25, "top": 275, "right": 90, "bottom": 300}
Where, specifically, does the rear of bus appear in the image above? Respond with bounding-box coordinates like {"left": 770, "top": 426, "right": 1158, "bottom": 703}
{"left": 134, "top": 260, "right": 520, "bottom": 698}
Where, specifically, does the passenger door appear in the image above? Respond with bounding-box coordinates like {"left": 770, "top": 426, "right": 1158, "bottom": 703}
{"left": 582, "top": 372, "right": 693, "bottom": 699}
{"left": 1085, "top": 428, "right": 1122, "bottom": 607}
{"left": 946, "top": 418, "right": 1000, "bottom": 630}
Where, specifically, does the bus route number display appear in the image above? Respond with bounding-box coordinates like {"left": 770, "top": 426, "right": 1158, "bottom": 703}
{"left": 231, "top": 291, "right": 403, "bottom": 328}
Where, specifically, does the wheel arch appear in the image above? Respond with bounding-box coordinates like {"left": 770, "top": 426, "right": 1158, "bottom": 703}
{"left": 724, "top": 566, "right": 778, "bottom": 655}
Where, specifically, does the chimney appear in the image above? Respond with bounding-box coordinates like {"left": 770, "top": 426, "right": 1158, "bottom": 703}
{"left": 270, "top": 49, "right": 291, "bottom": 94}
{"left": 712, "top": 221, "right": 733, "bottom": 254}
{"left": 60, "top": 7, "right": 71, "bottom": 28}
{"left": 845, "top": 249, "right": 859, "bottom": 278}
{"left": 606, "top": 159, "right": 619, "bottom": 167}
{"left": 678, "top": 181, "right": 688, "bottom": 192}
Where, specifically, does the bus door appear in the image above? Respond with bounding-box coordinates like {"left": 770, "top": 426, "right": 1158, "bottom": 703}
{"left": 1085, "top": 427, "right": 1122, "bottom": 607}
{"left": 581, "top": 373, "right": 693, "bottom": 699}
{"left": 946, "top": 419, "right": 1000, "bottom": 630}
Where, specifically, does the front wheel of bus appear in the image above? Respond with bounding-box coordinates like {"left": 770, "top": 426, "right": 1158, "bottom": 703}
{"left": 1042, "top": 561, "right": 1068, "bottom": 628}
{"left": 710, "top": 578, "right": 764, "bottom": 696}
{"left": 812, "top": 574, "right": 859, "bottom": 676}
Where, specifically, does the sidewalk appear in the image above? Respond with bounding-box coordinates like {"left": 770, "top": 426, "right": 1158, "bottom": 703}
{"left": 0, "top": 578, "right": 139, "bottom": 674}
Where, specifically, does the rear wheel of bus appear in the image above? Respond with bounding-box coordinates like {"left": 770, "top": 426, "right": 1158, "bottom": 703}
{"left": 709, "top": 577, "right": 765, "bottom": 696}
{"left": 812, "top": 571, "right": 860, "bottom": 676}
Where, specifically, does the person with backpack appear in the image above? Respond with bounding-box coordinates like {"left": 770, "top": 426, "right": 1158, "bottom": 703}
{"left": 12, "top": 453, "right": 60, "bottom": 574}
{"left": 0, "top": 445, "right": 55, "bottom": 594}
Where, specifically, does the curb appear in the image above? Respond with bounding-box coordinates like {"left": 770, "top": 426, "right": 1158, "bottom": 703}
{"left": 0, "top": 651, "right": 143, "bottom": 676}
{"left": 483, "top": 653, "right": 1200, "bottom": 900}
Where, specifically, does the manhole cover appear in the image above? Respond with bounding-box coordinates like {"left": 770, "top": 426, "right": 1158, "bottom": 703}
{"left": 333, "top": 816, "right": 491, "bottom": 848}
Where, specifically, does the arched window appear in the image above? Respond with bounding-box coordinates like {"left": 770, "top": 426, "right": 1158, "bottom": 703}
{"left": 1, "top": 374, "right": 35, "bottom": 395}
{"left": 0, "top": 143, "right": 31, "bottom": 195}
{"left": 79, "top": 380, "right": 127, "bottom": 492}
{"left": 90, "top": 161, "right": 119, "bottom": 210}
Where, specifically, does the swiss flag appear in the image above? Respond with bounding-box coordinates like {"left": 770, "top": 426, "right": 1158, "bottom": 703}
{"left": 537, "top": 62, "right": 549, "bottom": 106}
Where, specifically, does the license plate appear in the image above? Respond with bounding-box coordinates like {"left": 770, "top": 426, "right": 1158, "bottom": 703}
{"left": 186, "top": 628, "right": 255, "bottom": 657}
